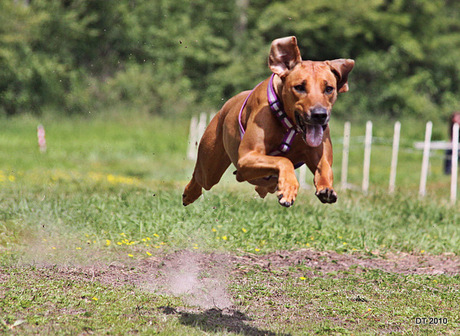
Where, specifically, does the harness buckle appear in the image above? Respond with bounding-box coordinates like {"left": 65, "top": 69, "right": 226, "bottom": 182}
{"left": 279, "top": 142, "right": 291, "bottom": 153}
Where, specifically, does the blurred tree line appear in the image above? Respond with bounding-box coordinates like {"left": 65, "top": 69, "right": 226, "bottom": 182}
{"left": 1, "top": 0, "right": 460, "bottom": 120}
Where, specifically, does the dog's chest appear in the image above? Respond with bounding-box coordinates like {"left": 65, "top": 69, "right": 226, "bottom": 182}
{"left": 268, "top": 133, "right": 309, "bottom": 167}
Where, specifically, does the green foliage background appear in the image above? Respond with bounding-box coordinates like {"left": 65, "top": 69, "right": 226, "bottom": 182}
{"left": 1, "top": 0, "right": 460, "bottom": 120}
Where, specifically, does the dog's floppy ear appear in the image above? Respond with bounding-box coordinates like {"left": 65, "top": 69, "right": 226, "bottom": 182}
{"left": 269, "top": 36, "right": 302, "bottom": 78}
{"left": 327, "top": 59, "right": 355, "bottom": 93}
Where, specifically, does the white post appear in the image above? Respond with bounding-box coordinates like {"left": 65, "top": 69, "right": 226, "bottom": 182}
{"left": 37, "top": 124, "right": 47, "bottom": 153}
{"left": 187, "top": 116, "right": 199, "bottom": 160}
{"left": 341, "top": 121, "right": 351, "bottom": 189}
{"left": 450, "top": 123, "right": 459, "bottom": 204}
{"left": 198, "top": 112, "right": 207, "bottom": 140}
{"left": 209, "top": 112, "right": 217, "bottom": 124}
{"left": 362, "top": 121, "right": 372, "bottom": 195}
{"left": 298, "top": 164, "right": 308, "bottom": 189}
{"left": 419, "top": 121, "right": 432, "bottom": 197}
{"left": 389, "top": 121, "right": 401, "bottom": 193}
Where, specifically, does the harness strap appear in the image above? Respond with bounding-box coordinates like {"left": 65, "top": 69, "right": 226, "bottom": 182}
{"left": 269, "top": 128, "right": 297, "bottom": 156}
{"left": 238, "top": 75, "right": 299, "bottom": 150}
{"left": 266, "top": 74, "right": 301, "bottom": 154}
{"left": 238, "top": 74, "right": 305, "bottom": 173}
{"left": 238, "top": 85, "right": 259, "bottom": 139}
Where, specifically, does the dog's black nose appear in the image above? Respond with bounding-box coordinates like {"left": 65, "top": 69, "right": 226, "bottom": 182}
{"left": 310, "top": 106, "right": 328, "bottom": 124}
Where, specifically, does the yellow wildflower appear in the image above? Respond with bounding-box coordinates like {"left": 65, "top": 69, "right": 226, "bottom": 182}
{"left": 242, "top": 228, "right": 247, "bottom": 233}
{"left": 107, "top": 174, "right": 116, "bottom": 183}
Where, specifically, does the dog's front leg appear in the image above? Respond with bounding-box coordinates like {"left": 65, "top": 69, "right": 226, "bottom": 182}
{"left": 306, "top": 129, "right": 337, "bottom": 204}
{"left": 236, "top": 152, "right": 299, "bottom": 207}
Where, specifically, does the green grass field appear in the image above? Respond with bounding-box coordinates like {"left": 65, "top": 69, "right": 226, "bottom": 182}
{"left": 1, "top": 112, "right": 459, "bottom": 335}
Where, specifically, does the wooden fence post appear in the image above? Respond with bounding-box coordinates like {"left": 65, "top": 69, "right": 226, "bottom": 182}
{"left": 37, "top": 124, "right": 47, "bottom": 153}
{"left": 198, "top": 112, "right": 207, "bottom": 140}
{"left": 187, "top": 113, "right": 210, "bottom": 161}
{"left": 419, "top": 121, "right": 432, "bottom": 197}
{"left": 297, "top": 164, "right": 308, "bottom": 189}
{"left": 341, "top": 121, "right": 351, "bottom": 189}
{"left": 187, "top": 116, "right": 199, "bottom": 160}
{"left": 389, "top": 121, "right": 401, "bottom": 193}
{"left": 451, "top": 123, "right": 459, "bottom": 204}
{"left": 362, "top": 121, "right": 372, "bottom": 194}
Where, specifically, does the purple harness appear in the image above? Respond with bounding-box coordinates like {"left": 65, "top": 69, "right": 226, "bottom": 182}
{"left": 238, "top": 74, "right": 304, "bottom": 167}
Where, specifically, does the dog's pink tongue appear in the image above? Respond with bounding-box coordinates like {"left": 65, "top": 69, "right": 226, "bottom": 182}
{"left": 305, "top": 124, "right": 324, "bottom": 147}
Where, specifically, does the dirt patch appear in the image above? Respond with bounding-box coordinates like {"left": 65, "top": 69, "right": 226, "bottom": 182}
{"left": 13, "top": 250, "right": 235, "bottom": 310}
{"left": 2, "top": 249, "right": 458, "bottom": 335}
{"left": 14, "top": 249, "right": 459, "bottom": 287}
{"left": 10, "top": 248, "right": 457, "bottom": 304}
{"left": 234, "top": 249, "right": 460, "bottom": 276}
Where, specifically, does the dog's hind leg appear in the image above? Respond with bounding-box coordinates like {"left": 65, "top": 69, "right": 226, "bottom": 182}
{"left": 183, "top": 115, "right": 231, "bottom": 206}
{"left": 254, "top": 181, "right": 278, "bottom": 199}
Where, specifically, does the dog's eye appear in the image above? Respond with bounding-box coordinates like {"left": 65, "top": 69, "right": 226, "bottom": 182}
{"left": 325, "top": 86, "right": 334, "bottom": 94}
{"left": 294, "top": 84, "right": 306, "bottom": 93}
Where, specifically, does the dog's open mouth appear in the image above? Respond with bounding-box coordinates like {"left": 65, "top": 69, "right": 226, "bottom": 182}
{"left": 295, "top": 112, "right": 327, "bottom": 147}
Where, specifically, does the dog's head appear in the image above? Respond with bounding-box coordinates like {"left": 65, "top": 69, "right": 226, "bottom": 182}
{"left": 269, "top": 36, "right": 354, "bottom": 147}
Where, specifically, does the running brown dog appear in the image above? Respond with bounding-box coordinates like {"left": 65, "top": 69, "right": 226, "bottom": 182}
{"left": 183, "top": 36, "right": 354, "bottom": 207}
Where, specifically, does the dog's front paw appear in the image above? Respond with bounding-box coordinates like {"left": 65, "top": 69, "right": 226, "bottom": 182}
{"left": 277, "top": 193, "right": 295, "bottom": 207}
{"left": 277, "top": 178, "right": 299, "bottom": 207}
{"left": 315, "top": 188, "right": 337, "bottom": 204}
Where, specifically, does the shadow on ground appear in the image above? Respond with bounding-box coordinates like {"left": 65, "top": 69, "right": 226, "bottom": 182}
{"left": 161, "top": 306, "right": 291, "bottom": 336}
